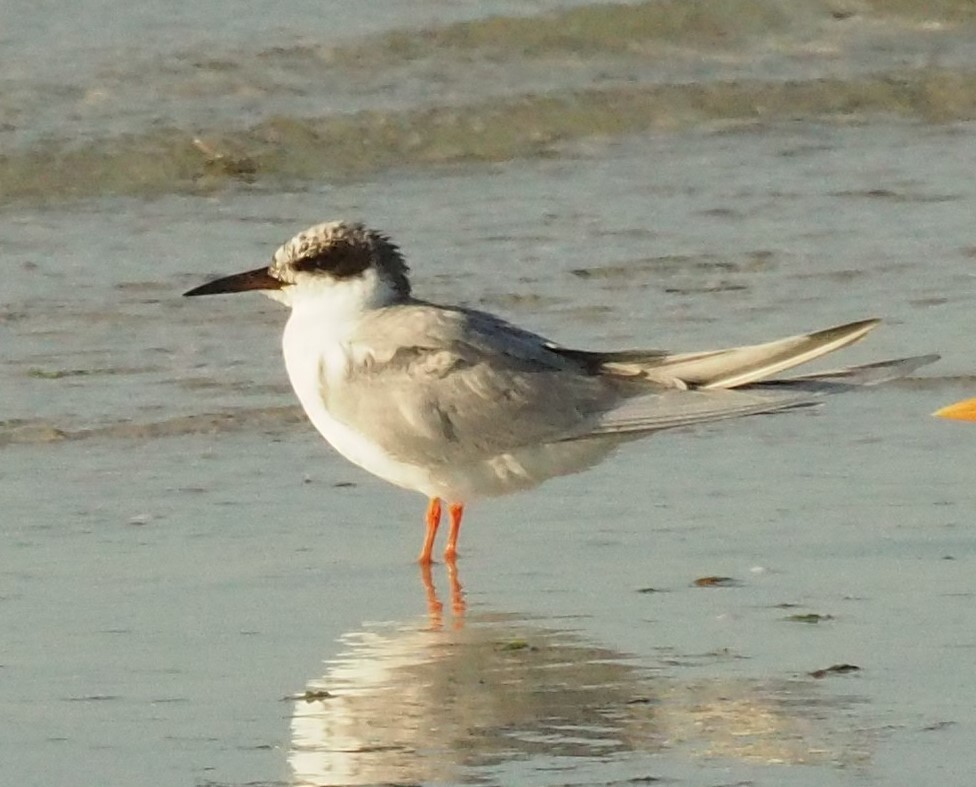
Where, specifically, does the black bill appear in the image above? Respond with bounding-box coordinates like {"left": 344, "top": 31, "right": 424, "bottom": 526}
{"left": 183, "top": 267, "right": 282, "bottom": 297}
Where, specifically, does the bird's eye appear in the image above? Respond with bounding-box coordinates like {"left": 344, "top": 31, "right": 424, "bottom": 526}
{"left": 293, "top": 242, "right": 373, "bottom": 279}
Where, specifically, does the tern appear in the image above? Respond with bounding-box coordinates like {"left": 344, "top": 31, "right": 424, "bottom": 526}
{"left": 185, "top": 220, "right": 937, "bottom": 564}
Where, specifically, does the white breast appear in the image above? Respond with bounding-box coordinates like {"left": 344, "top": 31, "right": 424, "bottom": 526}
{"left": 275, "top": 275, "right": 618, "bottom": 502}
{"left": 281, "top": 304, "right": 437, "bottom": 497}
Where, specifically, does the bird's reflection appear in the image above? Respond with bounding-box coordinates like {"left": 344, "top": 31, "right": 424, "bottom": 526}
{"left": 290, "top": 564, "right": 868, "bottom": 786}
{"left": 420, "top": 560, "right": 465, "bottom": 630}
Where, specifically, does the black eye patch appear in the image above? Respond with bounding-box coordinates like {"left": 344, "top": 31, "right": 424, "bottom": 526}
{"left": 292, "top": 240, "right": 373, "bottom": 279}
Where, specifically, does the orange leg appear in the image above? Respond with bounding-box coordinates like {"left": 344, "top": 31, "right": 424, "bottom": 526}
{"left": 418, "top": 497, "right": 442, "bottom": 565}
{"left": 444, "top": 503, "right": 465, "bottom": 563}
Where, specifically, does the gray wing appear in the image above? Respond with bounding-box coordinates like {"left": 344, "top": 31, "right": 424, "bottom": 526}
{"left": 324, "top": 303, "right": 808, "bottom": 466}
{"left": 325, "top": 304, "right": 616, "bottom": 465}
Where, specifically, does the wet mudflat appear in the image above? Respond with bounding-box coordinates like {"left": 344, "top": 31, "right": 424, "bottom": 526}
{"left": 4, "top": 2, "right": 976, "bottom": 785}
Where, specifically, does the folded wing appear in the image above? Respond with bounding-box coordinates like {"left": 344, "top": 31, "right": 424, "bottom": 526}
{"left": 332, "top": 308, "right": 933, "bottom": 463}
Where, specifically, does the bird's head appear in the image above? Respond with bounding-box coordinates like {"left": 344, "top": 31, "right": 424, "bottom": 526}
{"left": 183, "top": 220, "right": 411, "bottom": 310}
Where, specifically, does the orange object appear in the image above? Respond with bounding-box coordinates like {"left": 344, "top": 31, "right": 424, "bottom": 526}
{"left": 444, "top": 504, "right": 464, "bottom": 563}
{"left": 418, "top": 498, "right": 465, "bottom": 565}
{"left": 419, "top": 497, "right": 443, "bottom": 565}
{"left": 934, "top": 398, "right": 976, "bottom": 422}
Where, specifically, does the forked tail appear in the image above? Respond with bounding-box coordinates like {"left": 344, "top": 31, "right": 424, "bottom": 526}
{"left": 564, "top": 319, "right": 938, "bottom": 440}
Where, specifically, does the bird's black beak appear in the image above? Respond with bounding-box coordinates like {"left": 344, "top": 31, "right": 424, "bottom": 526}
{"left": 183, "top": 267, "right": 283, "bottom": 297}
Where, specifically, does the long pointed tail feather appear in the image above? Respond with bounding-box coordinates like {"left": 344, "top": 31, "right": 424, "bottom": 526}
{"left": 643, "top": 319, "right": 882, "bottom": 389}
{"left": 570, "top": 321, "right": 938, "bottom": 442}
{"left": 569, "top": 389, "right": 816, "bottom": 441}
{"left": 748, "top": 354, "right": 940, "bottom": 394}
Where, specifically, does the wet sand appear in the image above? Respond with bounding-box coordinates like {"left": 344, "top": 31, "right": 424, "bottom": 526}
{"left": 5, "top": 125, "right": 976, "bottom": 785}
{"left": 4, "top": 2, "right": 976, "bottom": 785}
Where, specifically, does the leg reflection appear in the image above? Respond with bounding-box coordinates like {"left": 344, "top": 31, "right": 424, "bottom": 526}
{"left": 419, "top": 560, "right": 466, "bottom": 630}
{"left": 420, "top": 562, "right": 444, "bottom": 628}
{"left": 446, "top": 558, "right": 466, "bottom": 621}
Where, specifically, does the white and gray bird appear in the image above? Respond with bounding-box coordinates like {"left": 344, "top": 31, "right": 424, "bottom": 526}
{"left": 184, "top": 220, "right": 937, "bottom": 564}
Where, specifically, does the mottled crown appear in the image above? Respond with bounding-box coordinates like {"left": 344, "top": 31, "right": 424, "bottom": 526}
{"left": 270, "top": 221, "right": 411, "bottom": 297}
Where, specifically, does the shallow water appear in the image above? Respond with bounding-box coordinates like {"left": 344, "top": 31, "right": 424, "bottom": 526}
{"left": 5, "top": 1, "right": 976, "bottom": 204}
{"left": 4, "top": 2, "right": 976, "bottom": 786}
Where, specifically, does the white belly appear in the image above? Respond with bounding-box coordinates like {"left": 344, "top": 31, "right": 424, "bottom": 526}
{"left": 302, "top": 387, "right": 436, "bottom": 495}
{"left": 293, "top": 390, "right": 616, "bottom": 501}
{"left": 280, "top": 307, "right": 618, "bottom": 502}
{"left": 282, "top": 329, "right": 437, "bottom": 497}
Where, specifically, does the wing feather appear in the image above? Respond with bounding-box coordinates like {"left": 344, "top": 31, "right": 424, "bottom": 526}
{"left": 318, "top": 306, "right": 925, "bottom": 469}
{"left": 324, "top": 304, "right": 617, "bottom": 465}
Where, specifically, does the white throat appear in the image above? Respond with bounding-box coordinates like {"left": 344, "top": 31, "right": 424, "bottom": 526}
{"left": 266, "top": 266, "right": 400, "bottom": 316}
{"left": 276, "top": 267, "right": 434, "bottom": 495}
{"left": 278, "top": 267, "right": 399, "bottom": 385}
